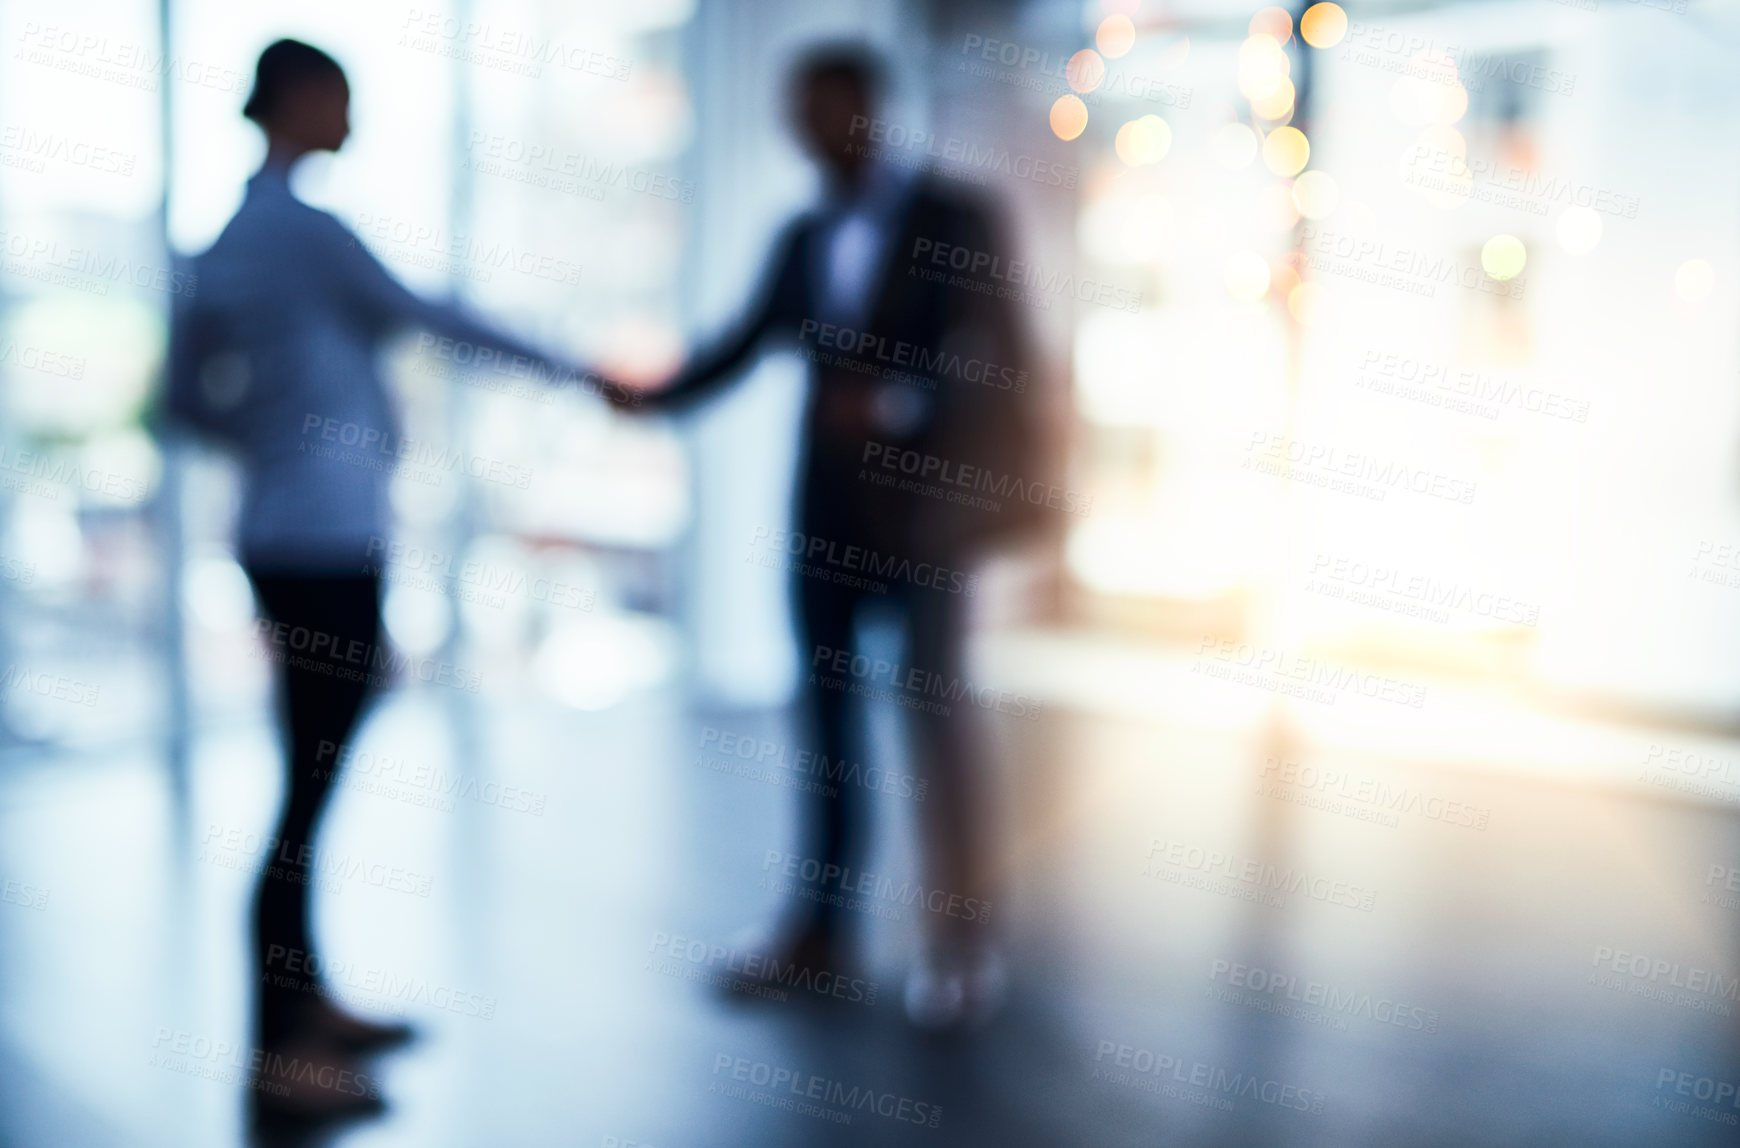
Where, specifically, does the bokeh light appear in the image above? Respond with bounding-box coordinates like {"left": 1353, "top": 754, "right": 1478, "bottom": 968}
{"left": 1224, "top": 251, "right": 1272, "bottom": 300}
{"left": 1249, "top": 7, "right": 1293, "bottom": 43}
{"left": 1097, "top": 14, "right": 1137, "bottom": 58}
{"left": 1137, "top": 114, "right": 1172, "bottom": 158}
{"left": 1300, "top": 2, "right": 1348, "bottom": 49}
{"left": 1291, "top": 170, "right": 1340, "bottom": 218}
{"left": 1438, "top": 81, "right": 1470, "bottom": 124}
{"left": 1114, "top": 115, "right": 1173, "bottom": 165}
{"left": 1389, "top": 55, "right": 1465, "bottom": 127}
{"left": 1238, "top": 34, "right": 1291, "bottom": 102}
{"left": 1250, "top": 78, "right": 1296, "bottom": 122}
{"left": 5, "top": 5, "right": 1732, "bottom": 1144}
{"left": 1214, "top": 122, "right": 1259, "bottom": 169}
{"left": 1268, "top": 260, "right": 1302, "bottom": 301}
{"left": 1051, "top": 94, "right": 1090, "bottom": 140}
{"left": 1676, "top": 258, "right": 1714, "bottom": 304}
{"left": 1068, "top": 49, "right": 1107, "bottom": 94}
{"left": 1288, "top": 280, "right": 1327, "bottom": 322}
{"left": 1481, "top": 234, "right": 1528, "bottom": 281}
{"left": 1556, "top": 206, "right": 1603, "bottom": 256}
{"left": 1262, "top": 125, "right": 1310, "bottom": 176}
{"left": 1114, "top": 121, "right": 1147, "bottom": 166}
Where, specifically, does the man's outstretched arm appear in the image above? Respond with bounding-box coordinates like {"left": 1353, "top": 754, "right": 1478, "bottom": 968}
{"left": 637, "top": 221, "right": 809, "bottom": 413}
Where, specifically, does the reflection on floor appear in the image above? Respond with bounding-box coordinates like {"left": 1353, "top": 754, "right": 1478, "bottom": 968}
{"left": 1, "top": 632, "right": 1738, "bottom": 1147}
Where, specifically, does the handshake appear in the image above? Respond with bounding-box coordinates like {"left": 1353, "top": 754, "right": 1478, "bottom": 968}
{"left": 435, "top": 339, "right": 683, "bottom": 414}
{"left": 589, "top": 349, "right": 681, "bottom": 414}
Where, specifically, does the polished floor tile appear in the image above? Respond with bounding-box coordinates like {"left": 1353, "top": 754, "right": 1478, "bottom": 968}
{"left": 2, "top": 640, "right": 1737, "bottom": 1147}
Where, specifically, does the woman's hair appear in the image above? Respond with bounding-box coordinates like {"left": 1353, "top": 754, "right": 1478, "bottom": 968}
{"left": 242, "top": 39, "right": 345, "bottom": 123}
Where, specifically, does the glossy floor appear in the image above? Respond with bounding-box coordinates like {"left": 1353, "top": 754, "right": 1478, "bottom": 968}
{"left": 1, "top": 637, "right": 1737, "bottom": 1147}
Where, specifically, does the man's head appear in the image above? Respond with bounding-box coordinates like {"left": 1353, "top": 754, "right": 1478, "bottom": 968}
{"left": 244, "top": 39, "right": 350, "bottom": 156}
{"left": 788, "top": 44, "right": 887, "bottom": 184}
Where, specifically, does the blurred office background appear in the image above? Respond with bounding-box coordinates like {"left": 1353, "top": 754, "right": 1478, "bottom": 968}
{"left": 2, "top": 0, "right": 1739, "bottom": 1144}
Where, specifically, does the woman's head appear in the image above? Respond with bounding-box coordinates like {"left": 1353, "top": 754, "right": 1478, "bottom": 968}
{"left": 244, "top": 39, "right": 349, "bottom": 155}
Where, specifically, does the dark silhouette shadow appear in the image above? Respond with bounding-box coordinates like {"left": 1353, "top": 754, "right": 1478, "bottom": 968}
{"left": 165, "top": 37, "right": 587, "bottom": 1129}
{"left": 625, "top": 42, "right": 1050, "bottom": 1032}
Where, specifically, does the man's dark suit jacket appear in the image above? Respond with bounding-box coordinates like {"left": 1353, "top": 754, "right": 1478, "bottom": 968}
{"left": 655, "top": 174, "right": 1045, "bottom": 565}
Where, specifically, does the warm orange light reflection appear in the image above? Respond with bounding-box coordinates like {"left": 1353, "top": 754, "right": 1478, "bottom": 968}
{"left": 1300, "top": 2, "right": 1348, "bottom": 49}
{"left": 1097, "top": 14, "right": 1137, "bottom": 58}
{"left": 1050, "top": 94, "right": 1090, "bottom": 141}
{"left": 1249, "top": 6, "right": 1293, "bottom": 43}
{"left": 1156, "top": 33, "right": 1190, "bottom": 68}
{"left": 1262, "top": 125, "right": 1310, "bottom": 176}
{"left": 1115, "top": 115, "right": 1172, "bottom": 165}
{"left": 1251, "top": 78, "right": 1296, "bottom": 122}
{"left": 1068, "top": 49, "right": 1107, "bottom": 94}
{"left": 1287, "top": 280, "right": 1326, "bottom": 323}
{"left": 1238, "top": 34, "right": 1290, "bottom": 101}
{"left": 1269, "top": 260, "right": 1302, "bottom": 302}
{"left": 1224, "top": 251, "right": 1272, "bottom": 300}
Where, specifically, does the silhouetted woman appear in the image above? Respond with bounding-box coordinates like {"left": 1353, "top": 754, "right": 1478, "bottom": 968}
{"left": 167, "top": 39, "right": 588, "bottom": 1121}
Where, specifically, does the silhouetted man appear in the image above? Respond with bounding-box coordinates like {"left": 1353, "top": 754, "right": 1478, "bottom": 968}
{"left": 629, "top": 44, "right": 1043, "bottom": 1028}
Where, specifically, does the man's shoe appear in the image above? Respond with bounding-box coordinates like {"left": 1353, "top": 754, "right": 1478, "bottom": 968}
{"left": 303, "top": 995, "right": 416, "bottom": 1051}
{"left": 248, "top": 1036, "right": 387, "bottom": 1124}
{"left": 903, "top": 961, "right": 966, "bottom": 1030}
{"left": 904, "top": 945, "right": 1007, "bottom": 1032}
